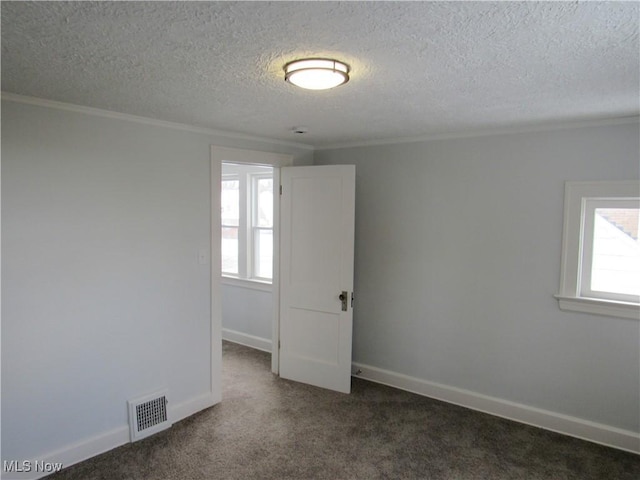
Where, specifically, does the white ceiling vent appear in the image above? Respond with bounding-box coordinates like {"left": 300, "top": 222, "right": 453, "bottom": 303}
{"left": 127, "top": 390, "right": 171, "bottom": 442}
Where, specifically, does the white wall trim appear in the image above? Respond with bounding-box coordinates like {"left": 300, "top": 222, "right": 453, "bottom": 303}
{"left": 555, "top": 295, "right": 640, "bottom": 320}
{"left": 5, "top": 93, "right": 637, "bottom": 154}
{"left": 352, "top": 362, "right": 640, "bottom": 455}
{"left": 168, "top": 392, "right": 218, "bottom": 426}
{"left": 213, "top": 146, "right": 294, "bottom": 167}
{"left": 222, "top": 328, "right": 273, "bottom": 353}
{"left": 271, "top": 166, "right": 282, "bottom": 375}
{"left": 2, "top": 427, "right": 130, "bottom": 480}
{"left": 210, "top": 148, "right": 223, "bottom": 404}
{"left": 3, "top": 393, "right": 218, "bottom": 480}
{"left": 1, "top": 92, "right": 314, "bottom": 150}
{"left": 222, "top": 276, "right": 272, "bottom": 292}
{"left": 319, "top": 116, "right": 640, "bottom": 150}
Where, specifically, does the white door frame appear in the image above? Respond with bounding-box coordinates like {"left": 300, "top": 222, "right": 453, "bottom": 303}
{"left": 211, "top": 146, "right": 293, "bottom": 375}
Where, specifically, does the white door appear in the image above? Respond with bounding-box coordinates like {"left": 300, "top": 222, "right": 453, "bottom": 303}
{"left": 279, "top": 165, "right": 355, "bottom": 393}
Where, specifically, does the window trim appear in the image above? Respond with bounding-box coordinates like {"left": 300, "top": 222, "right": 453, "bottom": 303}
{"left": 221, "top": 275, "right": 272, "bottom": 292}
{"left": 556, "top": 180, "right": 639, "bottom": 320}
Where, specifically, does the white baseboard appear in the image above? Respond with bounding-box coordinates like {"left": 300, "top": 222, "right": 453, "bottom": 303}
{"left": 169, "top": 392, "right": 218, "bottom": 423}
{"left": 2, "top": 426, "right": 130, "bottom": 480}
{"left": 352, "top": 362, "right": 640, "bottom": 455}
{"left": 2, "top": 393, "right": 218, "bottom": 480}
{"left": 222, "top": 328, "right": 272, "bottom": 353}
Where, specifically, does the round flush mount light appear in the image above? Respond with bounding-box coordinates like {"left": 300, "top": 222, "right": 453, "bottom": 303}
{"left": 284, "top": 58, "right": 350, "bottom": 90}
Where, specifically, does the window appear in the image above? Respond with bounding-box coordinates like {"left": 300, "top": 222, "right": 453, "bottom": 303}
{"left": 556, "top": 181, "right": 639, "bottom": 319}
{"left": 221, "top": 163, "right": 273, "bottom": 282}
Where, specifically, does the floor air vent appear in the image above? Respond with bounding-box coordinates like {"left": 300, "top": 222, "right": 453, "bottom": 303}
{"left": 128, "top": 390, "right": 171, "bottom": 442}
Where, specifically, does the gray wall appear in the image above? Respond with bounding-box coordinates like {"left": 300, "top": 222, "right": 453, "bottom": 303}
{"left": 3, "top": 96, "right": 638, "bottom": 465}
{"left": 314, "top": 122, "right": 640, "bottom": 433}
{"left": 1, "top": 99, "right": 310, "bottom": 465}
{"left": 222, "top": 284, "right": 272, "bottom": 342}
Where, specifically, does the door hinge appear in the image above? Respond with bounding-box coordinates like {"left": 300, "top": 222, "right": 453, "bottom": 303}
{"left": 278, "top": 340, "right": 281, "bottom": 349}
{"left": 351, "top": 292, "right": 355, "bottom": 308}
{"left": 279, "top": 185, "right": 282, "bottom": 195}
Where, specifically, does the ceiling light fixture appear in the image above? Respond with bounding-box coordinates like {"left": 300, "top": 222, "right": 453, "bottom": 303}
{"left": 284, "top": 58, "right": 350, "bottom": 90}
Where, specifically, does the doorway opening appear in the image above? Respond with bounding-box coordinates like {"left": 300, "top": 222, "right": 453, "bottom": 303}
{"left": 220, "top": 162, "right": 274, "bottom": 356}
{"left": 212, "top": 145, "right": 294, "bottom": 378}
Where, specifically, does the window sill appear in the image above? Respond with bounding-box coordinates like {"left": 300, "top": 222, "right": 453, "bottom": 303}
{"left": 554, "top": 295, "right": 639, "bottom": 320}
{"left": 221, "top": 276, "right": 272, "bottom": 292}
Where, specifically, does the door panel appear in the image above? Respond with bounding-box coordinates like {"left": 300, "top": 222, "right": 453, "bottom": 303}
{"left": 282, "top": 309, "right": 340, "bottom": 364}
{"left": 279, "top": 165, "right": 355, "bottom": 393}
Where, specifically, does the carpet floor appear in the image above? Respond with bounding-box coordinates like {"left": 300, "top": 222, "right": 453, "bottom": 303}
{"left": 47, "top": 341, "right": 640, "bottom": 479}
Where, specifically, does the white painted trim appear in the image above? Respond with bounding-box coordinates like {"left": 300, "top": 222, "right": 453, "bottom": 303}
{"left": 221, "top": 276, "right": 272, "bottom": 292}
{"left": 6, "top": 93, "right": 637, "bottom": 154}
{"left": 557, "top": 180, "right": 640, "bottom": 320}
{"left": 3, "top": 393, "right": 218, "bottom": 480}
{"left": 352, "top": 362, "right": 640, "bottom": 454}
{"left": 222, "top": 328, "right": 273, "bottom": 353}
{"left": 318, "top": 116, "right": 640, "bottom": 150}
{"left": 2, "top": 427, "right": 129, "bottom": 479}
{"left": 555, "top": 295, "right": 640, "bottom": 320}
{"left": 1, "top": 92, "right": 314, "bottom": 150}
{"left": 212, "top": 146, "right": 294, "bottom": 167}
{"left": 210, "top": 150, "right": 222, "bottom": 405}
{"left": 168, "top": 392, "right": 218, "bottom": 424}
{"left": 271, "top": 166, "right": 282, "bottom": 374}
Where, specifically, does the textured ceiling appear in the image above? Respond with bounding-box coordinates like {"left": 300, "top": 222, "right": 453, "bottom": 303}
{"left": 2, "top": 1, "right": 638, "bottom": 148}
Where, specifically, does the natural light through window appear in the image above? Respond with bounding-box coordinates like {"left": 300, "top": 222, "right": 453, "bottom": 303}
{"left": 253, "top": 176, "right": 274, "bottom": 279}
{"left": 587, "top": 206, "right": 639, "bottom": 299}
{"left": 221, "top": 163, "right": 273, "bottom": 282}
{"left": 557, "top": 181, "right": 640, "bottom": 319}
{"left": 221, "top": 177, "right": 240, "bottom": 275}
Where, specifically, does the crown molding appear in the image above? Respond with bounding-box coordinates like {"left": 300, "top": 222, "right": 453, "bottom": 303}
{"left": 317, "top": 115, "right": 640, "bottom": 151}
{"left": 4, "top": 92, "right": 637, "bottom": 152}
{"left": 1, "top": 92, "right": 315, "bottom": 151}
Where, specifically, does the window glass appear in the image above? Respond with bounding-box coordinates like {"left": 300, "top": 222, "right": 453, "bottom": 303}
{"left": 221, "top": 227, "right": 239, "bottom": 274}
{"left": 221, "top": 177, "right": 240, "bottom": 275}
{"left": 590, "top": 208, "right": 639, "bottom": 296}
{"left": 221, "top": 179, "right": 239, "bottom": 226}
{"left": 254, "top": 229, "right": 273, "bottom": 279}
{"left": 256, "top": 178, "right": 273, "bottom": 227}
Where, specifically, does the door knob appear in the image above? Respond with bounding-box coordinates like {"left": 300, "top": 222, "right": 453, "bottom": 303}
{"left": 339, "top": 291, "right": 348, "bottom": 311}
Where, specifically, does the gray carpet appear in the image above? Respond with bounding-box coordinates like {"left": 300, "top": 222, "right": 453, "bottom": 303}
{"left": 47, "top": 341, "right": 640, "bottom": 479}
